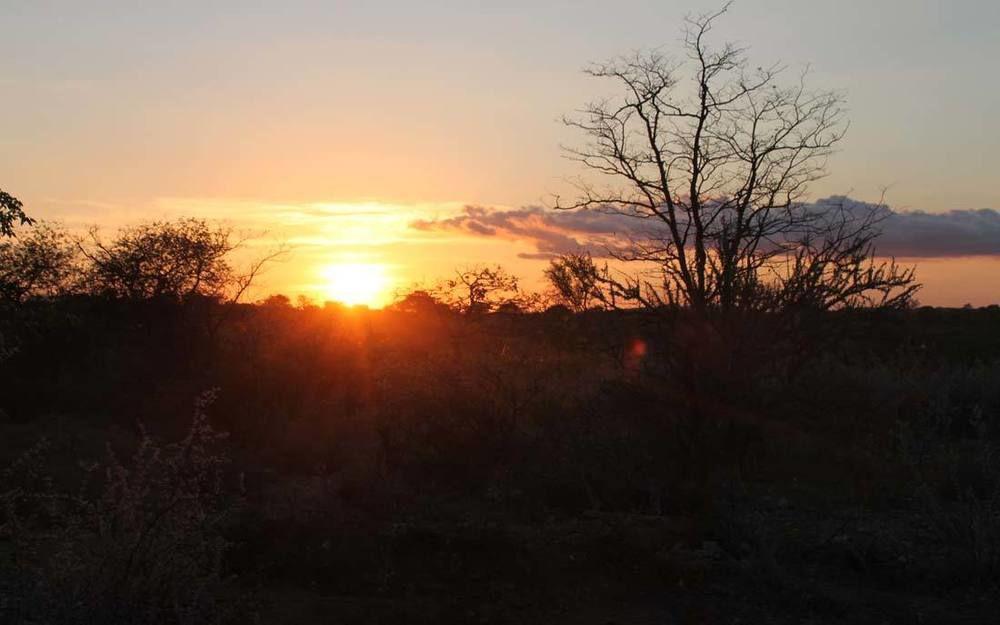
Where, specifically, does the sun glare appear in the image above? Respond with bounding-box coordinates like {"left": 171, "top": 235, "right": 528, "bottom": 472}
{"left": 320, "top": 263, "right": 391, "bottom": 308}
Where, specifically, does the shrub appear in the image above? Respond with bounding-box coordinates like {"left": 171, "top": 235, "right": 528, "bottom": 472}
{"left": 0, "top": 391, "right": 249, "bottom": 624}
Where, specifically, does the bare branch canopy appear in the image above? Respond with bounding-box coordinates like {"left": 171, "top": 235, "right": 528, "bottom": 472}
{"left": 557, "top": 2, "right": 918, "bottom": 313}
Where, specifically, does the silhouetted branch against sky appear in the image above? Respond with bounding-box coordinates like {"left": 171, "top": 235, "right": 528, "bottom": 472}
{"left": 0, "top": 189, "right": 33, "bottom": 237}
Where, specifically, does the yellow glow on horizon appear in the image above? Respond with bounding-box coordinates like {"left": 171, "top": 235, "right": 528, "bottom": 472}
{"left": 319, "top": 262, "right": 392, "bottom": 308}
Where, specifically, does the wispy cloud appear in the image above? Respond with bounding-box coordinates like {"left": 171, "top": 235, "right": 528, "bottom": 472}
{"left": 411, "top": 198, "right": 1000, "bottom": 260}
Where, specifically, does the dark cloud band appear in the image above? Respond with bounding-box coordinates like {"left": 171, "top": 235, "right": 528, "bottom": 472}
{"left": 411, "top": 197, "right": 1000, "bottom": 260}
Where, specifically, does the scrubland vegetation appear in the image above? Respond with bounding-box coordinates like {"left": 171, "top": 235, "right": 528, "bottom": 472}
{"left": 3, "top": 5, "right": 998, "bottom": 623}
{"left": 2, "top": 222, "right": 999, "bottom": 622}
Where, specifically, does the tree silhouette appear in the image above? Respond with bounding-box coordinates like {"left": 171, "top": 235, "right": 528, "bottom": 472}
{"left": 77, "top": 218, "right": 283, "bottom": 303}
{"left": 0, "top": 223, "right": 79, "bottom": 303}
{"left": 545, "top": 253, "right": 617, "bottom": 312}
{"left": 439, "top": 265, "right": 520, "bottom": 315}
{"left": 558, "top": 3, "right": 917, "bottom": 313}
{"left": 80, "top": 219, "right": 236, "bottom": 300}
{"left": 0, "top": 189, "right": 33, "bottom": 238}
{"left": 388, "top": 289, "right": 450, "bottom": 315}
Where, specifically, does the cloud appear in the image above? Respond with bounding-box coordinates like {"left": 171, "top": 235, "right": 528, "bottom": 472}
{"left": 879, "top": 209, "right": 1000, "bottom": 258}
{"left": 808, "top": 196, "right": 1000, "bottom": 257}
{"left": 410, "top": 205, "right": 645, "bottom": 259}
{"left": 412, "top": 198, "right": 1000, "bottom": 260}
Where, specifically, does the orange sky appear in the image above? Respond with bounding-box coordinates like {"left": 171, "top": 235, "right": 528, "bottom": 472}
{"left": 2, "top": 1, "right": 998, "bottom": 307}
{"left": 30, "top": 196, "right": 992, "bottom": 309}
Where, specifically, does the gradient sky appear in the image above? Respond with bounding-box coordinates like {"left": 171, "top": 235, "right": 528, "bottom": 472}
{"left": 2, "top": 1, "right": 998, "bottom": 305}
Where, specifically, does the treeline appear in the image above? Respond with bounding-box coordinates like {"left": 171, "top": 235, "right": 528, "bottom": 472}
{"left": 0, "top": 217, "right": 272, "bottom": 305}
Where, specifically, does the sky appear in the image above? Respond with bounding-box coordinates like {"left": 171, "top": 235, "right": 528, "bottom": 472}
{"left": 1, "top": 0, "right": 998, "bottom": 306}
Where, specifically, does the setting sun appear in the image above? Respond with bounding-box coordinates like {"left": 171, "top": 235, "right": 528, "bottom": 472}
{"left": 319, "top": 262, "right": 391, "bottom": 307}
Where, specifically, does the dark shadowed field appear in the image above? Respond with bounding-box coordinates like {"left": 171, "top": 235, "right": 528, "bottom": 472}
{"left": 3, "top": 298, "right": 999, "bottom": 624}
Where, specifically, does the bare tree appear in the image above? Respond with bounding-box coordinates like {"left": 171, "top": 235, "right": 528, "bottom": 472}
{"left": 558, "top": 3, "right": 917, "bottom": 314}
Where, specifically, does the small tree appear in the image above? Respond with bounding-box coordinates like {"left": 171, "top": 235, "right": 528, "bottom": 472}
{"left": 544, "top": 253, "right": 619, "bottom": 312}
{"left": 0, "top": 188, "right": 33, "bottom": 364}
{"left": 81, "top": 219, "right": 236, "bottom": 301}
{"left": 388, "top": 289, "right": 451, "bottom": 315}
{"left": 0, "top": 189, "right": 33, "bottom": 238}
{"left": 0, "top": 223, "right": 80, "bottom": 303}
{"left": 558, "top": 3, "right": 917, "bottom": 315}
{"left": 79, "top": 218, "right": 284, "bottom": 306}
{"left": 438, "top": 265, "right": 521, "bottom": 315}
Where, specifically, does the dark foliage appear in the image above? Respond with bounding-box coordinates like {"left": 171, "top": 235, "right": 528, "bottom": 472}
{"left": 2, "top": 291, "right": 999, "bottom": 622}
{"left": 0, "top": 189, "right": 33, "bottom": 238}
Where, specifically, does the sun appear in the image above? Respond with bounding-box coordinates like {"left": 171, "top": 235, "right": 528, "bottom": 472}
{"left": 320, "top": 263, "right": 391, "bottom": 307}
